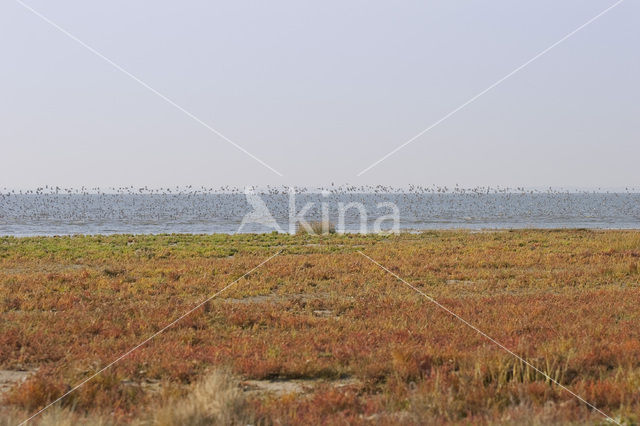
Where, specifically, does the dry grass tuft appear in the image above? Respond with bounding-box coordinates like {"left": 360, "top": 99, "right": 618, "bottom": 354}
{"left": 0, "top": 406, "right": 113, "bottom": 426}
{"left": 152, "top": 370, "right": 251, "bottom": 426}
{"left": 1, "top": 371, "right": 250, "bottom": 426}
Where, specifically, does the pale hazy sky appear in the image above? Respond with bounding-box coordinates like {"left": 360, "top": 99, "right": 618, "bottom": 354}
{"left": 1, "top": 0, "right": 638, "bottom": 189}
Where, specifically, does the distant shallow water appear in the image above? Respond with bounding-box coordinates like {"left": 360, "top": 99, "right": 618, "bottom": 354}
{"left": 1, "top": 193, "right": 639, "bottom": 236}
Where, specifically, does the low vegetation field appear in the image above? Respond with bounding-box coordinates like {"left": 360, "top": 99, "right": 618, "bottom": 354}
{"left": 1, "top": 230, "right": 639, "bottom": 424}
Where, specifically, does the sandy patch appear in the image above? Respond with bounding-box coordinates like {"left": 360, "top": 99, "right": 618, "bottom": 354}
{"left": 242, "top": 377, "right": 360, "bottom": 396}
{"left": 0, "top": 370, "right": 36, "bottom": 396}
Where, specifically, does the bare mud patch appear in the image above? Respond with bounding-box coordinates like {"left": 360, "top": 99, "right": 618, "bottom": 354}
{"left": 120, "top": 379, "right": 162, "bottom": 394}
{"left": 242, "top": 377, "right": 360, "bottom": 396}
{"left": 0, "top": 370, "right": 36, "bottom": 396}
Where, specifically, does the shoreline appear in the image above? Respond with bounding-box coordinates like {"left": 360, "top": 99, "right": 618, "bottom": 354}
{"left": 3, "top": 226, "right": 640, "bottom": 238}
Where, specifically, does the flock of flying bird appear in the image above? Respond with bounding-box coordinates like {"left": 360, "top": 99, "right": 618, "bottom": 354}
{"left": 2, "top": 185, "right": 639, "bottom": 196}
{"left": 1, "top": 185, "right": 638, "bottom": 235}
